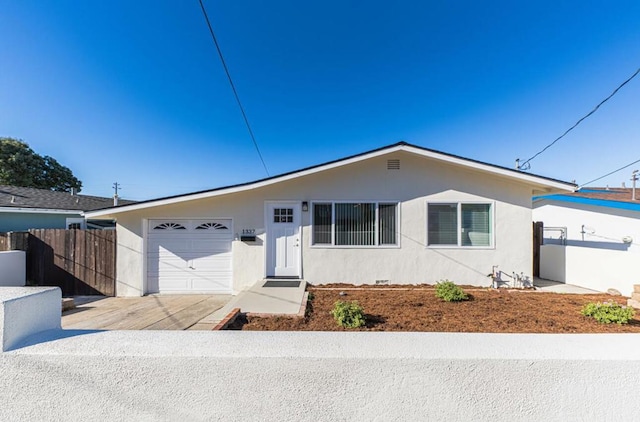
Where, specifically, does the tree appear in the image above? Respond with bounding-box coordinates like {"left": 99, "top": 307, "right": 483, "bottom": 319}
{"left": 0, "top": 137, "right": 82, "bottom": 192}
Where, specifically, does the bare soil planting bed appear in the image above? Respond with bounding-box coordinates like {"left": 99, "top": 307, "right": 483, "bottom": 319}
{"left": 232, "top": 286, "right": 640, "bottom": 333}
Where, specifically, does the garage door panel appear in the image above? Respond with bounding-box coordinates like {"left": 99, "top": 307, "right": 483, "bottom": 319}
{"left": 191, "top": 278, "right": 232, "bottom": 291}
{"left": 147, "top": 219, "right": 233, "bottom": 294}
{"left": 190, "top": 239, "right": 231, "bottom": 252}
{"left": 148, "top": 241, "right": 192, "bottom": 255}
{"left": 153, "top": 277, "right": 190, "bottom": 291}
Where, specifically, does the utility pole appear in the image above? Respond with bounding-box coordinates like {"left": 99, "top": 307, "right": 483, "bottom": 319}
{"left": 632, "top": 170, "right": 638, "bottom": 200}
{"left": 113, "top": 182, "right": 120, "bottom": 206}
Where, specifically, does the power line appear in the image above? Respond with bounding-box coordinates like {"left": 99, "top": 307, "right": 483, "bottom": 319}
{"left": 197, "top": 0, "right": 270, "bottom": 176}
{"left": 579, "top": 157, "right": 640, "bottom": 188}
{"left": 519, "top": 67, "right": 640, "bottom": 170}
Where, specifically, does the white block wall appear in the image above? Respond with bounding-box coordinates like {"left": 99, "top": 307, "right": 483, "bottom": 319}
{"left": 541, "top": 243, "right": 640, "bottom": 295}
{"left": 0, "top": 287, "right": 61, "bottom": 351}
{"left": 2, "top": 331, "right": 640, "bottom": 421}
{"left": 0, "top": 251, "right": 26, "bottom": 287}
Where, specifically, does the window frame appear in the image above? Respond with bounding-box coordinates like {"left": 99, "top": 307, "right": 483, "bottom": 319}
{"left": 310, "top": 200, "right": 401, "bottom": 248}
{"left": 426, "top": 201, "right": 495, "bottom": 249}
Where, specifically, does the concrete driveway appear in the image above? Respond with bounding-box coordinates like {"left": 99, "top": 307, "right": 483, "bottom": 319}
{"left": 62, "top": 294, "right": 231, "bottom": 331}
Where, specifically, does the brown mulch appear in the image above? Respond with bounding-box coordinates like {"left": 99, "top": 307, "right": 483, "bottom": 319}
{"left": 233, "top": 287, "right": 640, "bottom": 333}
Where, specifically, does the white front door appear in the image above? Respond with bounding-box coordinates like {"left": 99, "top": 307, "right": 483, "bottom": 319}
{"left": 266, "top": 202, "right": 301, "bottom": 278}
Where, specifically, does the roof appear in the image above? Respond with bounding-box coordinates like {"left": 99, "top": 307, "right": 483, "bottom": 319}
{"left": 0, "top": 185, "right": 135, "bottom": 212}
{"left": 533, "top": 187, "right": 640, "bottom": 212}
{"left": 86, "top": 141, "right": 576, "bottom": 217}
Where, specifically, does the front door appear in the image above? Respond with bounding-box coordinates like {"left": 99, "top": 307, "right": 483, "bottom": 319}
{"left": 266, "top": 202, "right": 301, "bottom": 277}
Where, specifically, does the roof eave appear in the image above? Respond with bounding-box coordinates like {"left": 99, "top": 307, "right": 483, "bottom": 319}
{"left": 86, "top": 143, "right": 576, "bottom": 217}
{"left": 0, "top": 206, "right": 84, "bottom": 215}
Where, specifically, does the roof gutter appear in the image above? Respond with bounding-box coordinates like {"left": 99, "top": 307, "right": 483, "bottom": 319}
{"left": 0, "top": 207, "right": 84, "bottom": 215}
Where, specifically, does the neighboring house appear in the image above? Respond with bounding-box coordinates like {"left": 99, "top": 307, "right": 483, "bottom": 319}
{"left": 85, "top": 142, "right": 574, "bottom": 297}
{"left": 0, "top": 185, "right": 134, "bottom": 232}
{"left": 533, "top": 188, "right": 640, "bottom": 296}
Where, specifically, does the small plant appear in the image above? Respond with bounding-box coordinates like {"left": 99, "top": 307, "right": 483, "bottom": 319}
{"left": 331, "top": 300, "right": 365, "bottom": 328}
{"left": 581, "top": 301, "right": 634, "bottom": 324}
{"left": 435, "top": 280, "right": 469, "bottom": 302}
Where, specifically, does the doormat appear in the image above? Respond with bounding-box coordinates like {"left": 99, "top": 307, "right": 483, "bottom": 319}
{"left": 263, "top": 280, "right": 301, "bottom": 288}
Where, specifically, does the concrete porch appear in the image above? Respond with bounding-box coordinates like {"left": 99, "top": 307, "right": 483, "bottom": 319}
{"left": 193, "top": 279, "right": 308, "bottom": 328}
{"left": 533, "top": 277, "right": 602, "bottom": 294}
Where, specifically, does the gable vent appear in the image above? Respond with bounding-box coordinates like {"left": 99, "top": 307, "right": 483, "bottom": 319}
{"left": 387, "top": 159, "right": 400, "bottom": 170}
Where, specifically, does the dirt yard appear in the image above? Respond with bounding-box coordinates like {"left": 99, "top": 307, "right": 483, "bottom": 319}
{"left": 232, "top": 286, "right": 640, "bottom": 333}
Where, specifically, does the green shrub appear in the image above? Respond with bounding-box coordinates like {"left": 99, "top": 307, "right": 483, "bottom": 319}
{"left": 435, "top": 280, "right": 469, "bottom": 302}
{"left": 581, "top": 301, "right": 634, "bottom": 324}
{"left": 331, "top": 300, "right": 365, "bottom": 328}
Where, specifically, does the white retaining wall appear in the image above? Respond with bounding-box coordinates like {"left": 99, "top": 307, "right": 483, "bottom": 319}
{"left": 541, "top": 244, "right": 640, "bottom": 296}
{"left": 0, "top": 287, "right": 61, "bottom": 351}
{"left": 2, "top": 330, "right": 640, "bottom": 421}
{"left": 0, "top": 251, "right": 26, "bottom": 287}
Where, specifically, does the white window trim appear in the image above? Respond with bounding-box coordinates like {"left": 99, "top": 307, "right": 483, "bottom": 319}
{"left": 426, "top": 201, "right": 495, "bottom": 249}
{"left": 65, "top": 217, "right": 86, "bottom": 229}
{"left": 310, "top": 200, "right": 401, "bottom": 249}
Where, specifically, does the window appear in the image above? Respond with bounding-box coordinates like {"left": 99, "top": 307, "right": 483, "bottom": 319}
{"left": 312, "top": 202, "right": 398, "bottom": 246}
{"left": 65, "top": 218, "right": 85, "bottom": 230}
{"left": 273, "top": 208, "right": 293, "bottom": 223}
{"left": 427, "top": 203, "right": 492, "bottom": 247}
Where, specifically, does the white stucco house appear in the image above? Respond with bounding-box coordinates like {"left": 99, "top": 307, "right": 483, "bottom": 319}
{"left": 533, "top": 188, "right": 640, "bottom": 296}
{"left": 85, "top": 142, "right": 574, "bottom": 297}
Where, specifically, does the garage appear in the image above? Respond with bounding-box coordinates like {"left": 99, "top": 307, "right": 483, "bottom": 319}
{"left": 147, "top": 219, "right": 233, "bottom": 294}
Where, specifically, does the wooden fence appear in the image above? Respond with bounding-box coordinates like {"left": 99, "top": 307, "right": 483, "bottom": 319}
{"left": 0, "top": 229, "right": 116, "bottom": 296}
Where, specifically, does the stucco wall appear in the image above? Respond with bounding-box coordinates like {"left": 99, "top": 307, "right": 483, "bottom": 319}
{"left": 539, "top": 244, "right": 566, "bottom": 282}
{"left": 534, "top": 202, "right": 640, "bottom": 296}
{"left": 2, "top": 330, "right": 640, "bottom": 421}
{"left": 112, "top": 151, "right": 537, "bottom": 296}
{"left": 0, "top": 251, "right": 26, "bottom": 287}
{"left": 541, "top": 244, "right": 640, "bottom": 296}
{"left": 0, "top": 287, "right": 61, "bottom": 351}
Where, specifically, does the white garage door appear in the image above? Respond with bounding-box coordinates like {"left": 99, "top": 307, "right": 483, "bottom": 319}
{"left": 147, "top": 219, "right": 232, "bottom": 294}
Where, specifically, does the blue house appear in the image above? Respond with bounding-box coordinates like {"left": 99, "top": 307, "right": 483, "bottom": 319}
{"left": 0, "top": 185, "right": 134, "bottom": 232}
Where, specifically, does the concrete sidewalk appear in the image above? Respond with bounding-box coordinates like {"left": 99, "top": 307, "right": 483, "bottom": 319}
{"left": 192, "top": 279, "right": 307, "bottom": 329}
{"left": 533, "top": 278, "right": 601, "bottom": 294}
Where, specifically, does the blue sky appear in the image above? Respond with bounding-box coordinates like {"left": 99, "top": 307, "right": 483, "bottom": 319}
{"left": 2, "top": 1, "right": 639, "bottom": 200}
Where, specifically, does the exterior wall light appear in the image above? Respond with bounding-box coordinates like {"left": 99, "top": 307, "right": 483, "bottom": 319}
{"left": 302, "top": 201, "right": 309, "bottom": 212}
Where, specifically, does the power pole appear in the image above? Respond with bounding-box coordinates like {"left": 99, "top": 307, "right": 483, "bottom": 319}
{"left": 632, "top": 170, "right": 638, "bottom": 200}
{"left": 113, "top": 182, "right": 120, "bottom": 206}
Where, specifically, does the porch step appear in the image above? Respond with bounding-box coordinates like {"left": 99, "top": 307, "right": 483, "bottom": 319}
{"left": 61, "top": 298, "right": 75, "bottom": 313}
{"left": 261, "top": 279, "right": 305, "bottom": 288}
{"left": 200, "top": 279, "right": 307, "bottom": 324}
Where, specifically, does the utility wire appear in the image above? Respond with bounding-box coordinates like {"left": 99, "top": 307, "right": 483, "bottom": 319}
{"left": 197, "top": 0, "right": 270, "bottom": 176}
{"left": 519, "top": 67, "right": 640, "bottom": 170}
{"left": 579, "top": 157, "right": 640, "bottom": 188}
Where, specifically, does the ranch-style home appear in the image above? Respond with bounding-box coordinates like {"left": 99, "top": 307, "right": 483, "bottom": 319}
{"left": 85, "top": 142, "right": 575, "bottom": 297}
